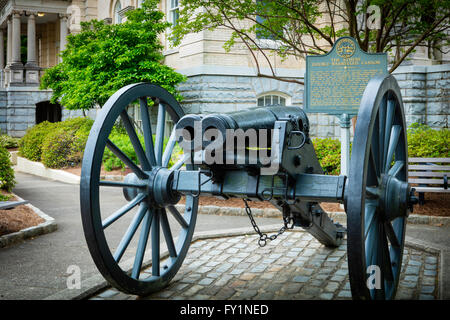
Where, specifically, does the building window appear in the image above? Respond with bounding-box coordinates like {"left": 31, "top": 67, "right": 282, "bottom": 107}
{"left": 137, "top": 0, "right": 144, "bottom": 8}
{"left": 114, "top": 1, "right": 122, "bottom": 24}
{"left": 168, "top": 0, "right": 179, "bottom": 26}
{"left": 257, "top": 94, "right": 288, "bottom": 107}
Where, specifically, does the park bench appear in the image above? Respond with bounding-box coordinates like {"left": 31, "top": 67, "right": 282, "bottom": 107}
{"left": 408, "top": 157, "right": 450, "bottom": 204}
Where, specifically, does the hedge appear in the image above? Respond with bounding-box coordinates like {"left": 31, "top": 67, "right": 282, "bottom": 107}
{"left": 41, "top": 117, "right": 94, "bottom": 168}
{"left": 18, "top": 117, "right": 183, "bottom": 171}
{"left": 19, "top": 117, "right": 94, "bottom": 169}
{"left": 0, "top": 133, "right": 19, "bottom": 149}
{"left": 407, "top": 123, "right": 449, "bottom": 158}
{"left": 0, "top": 145, "right": 15, "bottom": 196}
{"left": 312, "top": 124, "right": 449, "bottom": 176}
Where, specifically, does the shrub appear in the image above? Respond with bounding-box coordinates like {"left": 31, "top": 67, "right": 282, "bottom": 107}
{"left": 102, "top": 129, "right": 145, "bottom": 171}
{"left": 41, "top": 117, "right": 94, "bottom": 168}
{"left": 19, "top": 121, "right": 57, "bottom": 161}
{"left": 312, "top": 138, "right": 341, "bottom": 175}
{"left": 0, "top": 145, "right": 15, "bottom": 192}
{"left": 102, "top": 130, "right": 182, "bottom": 171}
{"left": 407, "top": 123, "right": 449, "bottom": 158}
{"left": 0, "top": 134, "right": 19, "bottom": 149}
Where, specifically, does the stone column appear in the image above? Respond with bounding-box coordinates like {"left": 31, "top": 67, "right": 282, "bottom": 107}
{"left": 6, "top": 18, "right": 12, "bottom": 66}
{"left": 26, "top": 13, "right": 37, "bottom": 67}
{"left": 11, "top": 11, "right": 22, "bottom": 66}
{"left": 59, "top": 14, "right": 68, "bottom": 60}
{"left": 0, "top": 30, "right": 4, "bottom": 69}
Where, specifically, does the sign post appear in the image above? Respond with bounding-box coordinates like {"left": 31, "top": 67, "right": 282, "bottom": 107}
{"left": 304, "top": 36, "right": 387, "bottom": 176}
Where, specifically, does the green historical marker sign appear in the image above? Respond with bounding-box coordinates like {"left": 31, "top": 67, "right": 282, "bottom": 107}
{"left": 304, "top": 36, "right": 387, "bottom": 115}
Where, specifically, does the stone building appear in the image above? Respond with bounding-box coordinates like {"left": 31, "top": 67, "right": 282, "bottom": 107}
{"left": 0, "top": 0, "right": 448, "bottom": 138}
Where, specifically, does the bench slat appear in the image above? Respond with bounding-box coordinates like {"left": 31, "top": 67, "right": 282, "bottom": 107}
{"left": 413, "top": 187, "right": 450, "bottom": 193}
{"left": 409, "top": 178, "right": 444, "bottom": 184}
{"left": 409, "top": 165, "right": 450, "bottom": 171}
{"left": 408, "top": 171, "right": 448, "bottom": 177}
{"left": 409, "top": 157, "right": 450, "bottom": 163}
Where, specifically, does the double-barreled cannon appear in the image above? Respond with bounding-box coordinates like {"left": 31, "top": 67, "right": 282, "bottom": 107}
{"left": 80, "top": 74, "right": 417, "bottom": 300}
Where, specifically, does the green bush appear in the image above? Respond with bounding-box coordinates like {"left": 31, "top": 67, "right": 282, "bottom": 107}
{"left": 0, "top": 145, "right": 15, "bottom": 192}
{"left": 19, "top": 121, "right": 57, "bottom": 161}
{"left": 312, "top": 138, "right": 341, "bottom": 175}
{"left": 41, "top": 117, "right": 94, "bottom": 168}
{"left": 407, "top": 123, "right": 449, "bottom": 158}
{"left": 102, "top": 129, "right": 183, "bottom": 171}
{"left": 0, "top": 134, "right": 19, "bottom": 149}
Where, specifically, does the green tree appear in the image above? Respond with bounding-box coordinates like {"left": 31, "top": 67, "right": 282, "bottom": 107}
{"left": 41, "top": 0, "right": 186, "bottom": 111}
{"left": 172, "top": 0, "right": 449, "bottom": 85}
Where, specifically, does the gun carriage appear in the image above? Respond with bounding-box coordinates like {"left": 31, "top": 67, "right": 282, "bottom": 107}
{"left": 80, "top": 74, "right": 417, "bottom": 300}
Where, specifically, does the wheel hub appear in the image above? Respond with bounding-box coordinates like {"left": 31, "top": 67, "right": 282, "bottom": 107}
{"left": 379, "top": 174, "right": 411, "bottom": 221}
{"left": 123, "top": 168, "right": 181, "bottom": 208}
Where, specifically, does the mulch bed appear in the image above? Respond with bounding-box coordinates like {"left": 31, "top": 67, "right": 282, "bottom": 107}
{"left": 0, "top": 191, "right": 45, "bottom": 237}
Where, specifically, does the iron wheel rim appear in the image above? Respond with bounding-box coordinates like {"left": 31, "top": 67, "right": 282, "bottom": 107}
{"left": 347, "top": 75, "right": 409, "bottom": 300}
{"left": 80, "top": 83, "right": 198, "bottom": 296}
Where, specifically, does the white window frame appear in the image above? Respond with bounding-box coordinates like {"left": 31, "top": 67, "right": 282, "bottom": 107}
{"left": 257, "top": 92, "right": 292, "bottom": 107}
{"left": 167, "top": 0, "right": 179, "bottom": 26}
{"left": 114, "top": 0, "right": 122, "bottom": 24}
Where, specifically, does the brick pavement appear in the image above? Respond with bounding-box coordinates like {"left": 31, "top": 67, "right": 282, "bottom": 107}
{"left": 89, "top": 230, "right": 440, "bottom": 300}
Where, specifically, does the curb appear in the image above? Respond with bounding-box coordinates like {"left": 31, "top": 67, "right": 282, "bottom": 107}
{"left": 44, "top": 225, "right": 444, "bottom": 300}
{"left": 14, "top": 156, "right": 80, "bottom": 185}
{"left": 176, "top": 204, "right": 450, "bottom": 227}
{"left": 405, "top": 235, "right": 448, "bottom": 300}
{"left": 0, "top": 193, "right": 57, "bottom": 248}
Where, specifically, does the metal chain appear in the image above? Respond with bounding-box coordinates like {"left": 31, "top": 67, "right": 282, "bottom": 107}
{"left": 243, "top": 198, "right": 294, "bottom": 247}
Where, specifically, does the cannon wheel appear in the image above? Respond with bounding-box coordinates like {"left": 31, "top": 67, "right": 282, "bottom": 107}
{"left": 347, "top": 75, "right": 410, "bottom": 300}
{"left": 80, "top": 83, "right": 198, "bottom": 296}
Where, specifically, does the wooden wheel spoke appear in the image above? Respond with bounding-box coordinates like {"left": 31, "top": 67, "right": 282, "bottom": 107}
{"left": 102, "top": 193, "right": 146, "bottom": 229}
{"left": 171, "top": 153, "right": 189, "bottom": 171}
{"left": 120, "top": 111, "right": 151, "bottom": 171}
{"left": 365, "top": 219, "right": 380, "bottom": 268}
{"left": 364, "top": 204, "right": 377, "bottom": 240}
{"left": 384, "top": 221, "right": 401, "bottom": 248}
{"left": 380, "top": 224, "right": 394, "bottom": 282}
{"left": 384, "top": 125, "right": 401, "bottom": 173}
{"left": 140, "top": 97, "right": 157, "bottom": 167}
{"left": 155, "top": 103, "right": 166, "bottom": 166}
{"left": 167, "top": 205, "right": 188, "bottom": 229}
{"left": 388, "top": 161, "right": 404, "bottom": 178}
{"left": 151, "top": 209, "right": 161, "bottom": 276}
{"left": 160, "top": 209, "right": 177, "bottom": 258}
{"left": 99, "top": 180, "right": 146, "bottom": 188}
{"left": 131, "top": 209, "right": 154, "bottom": 279}
{"left": 106, "top": 139, "right": 148, "bottom": 180}
{"left": 383, "top": 99, "right": 396, "bottom": 170}
{"left": 368, "top": 148, "right": 379, "bottom": 186}
{"left": 113, "top": 203, "right": 148, "bottom": 263}
{"left": 378, "top": 96, "right": 387, "bottom": 172}
{"left": 162, "top": 128, "right": 177, "bottom": 168}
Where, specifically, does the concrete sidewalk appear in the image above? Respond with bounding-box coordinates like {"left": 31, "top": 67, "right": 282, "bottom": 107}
{"left": 1, "top": 172, "right": 448, "bottom": 300}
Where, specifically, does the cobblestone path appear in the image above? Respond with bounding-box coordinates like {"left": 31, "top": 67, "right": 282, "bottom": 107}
{"left": 90, "top": 230, "right": 439, "bottom": 300}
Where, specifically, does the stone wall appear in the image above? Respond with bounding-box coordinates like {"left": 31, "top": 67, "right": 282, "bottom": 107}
{"left": 0, "top": 88, "right": 53, "bottom": 137}
{"left": 393, "top": 64, "right": 449, "bottom": 129}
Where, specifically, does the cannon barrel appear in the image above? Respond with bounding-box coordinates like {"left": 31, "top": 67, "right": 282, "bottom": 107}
{"left": 176, "top": 106, "right": 309, "bottom": 149}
